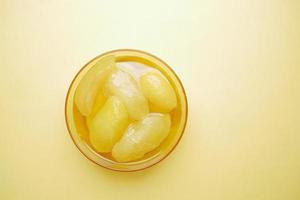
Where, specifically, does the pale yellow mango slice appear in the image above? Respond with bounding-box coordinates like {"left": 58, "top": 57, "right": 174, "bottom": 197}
{"left": 74, "top": 56, "right": 115, "bottom": 116}
{"left": 112, "top": 113, "right": 171, "bottom": 162}
{"left": 105, "top": 69, "right": 149, "bottom": 120}
{"left": 140, "top": 72, "right": 177, "bottom": 112}
{"left": 88, "top": 96, "right": 129, "bottom": 153}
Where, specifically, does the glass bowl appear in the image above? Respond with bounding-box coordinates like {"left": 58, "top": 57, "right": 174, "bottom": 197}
{"left": 65, "top": 49, "right": 188, "bottom": 172}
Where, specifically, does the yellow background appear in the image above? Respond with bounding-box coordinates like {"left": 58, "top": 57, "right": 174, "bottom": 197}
{"left": 1, "top": 0, "right": 299, "bottom": 199}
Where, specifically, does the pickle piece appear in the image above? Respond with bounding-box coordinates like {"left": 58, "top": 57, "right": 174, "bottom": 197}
{"left": 105, "top": 69, "right": 149, "bottom": 120}
{"left": 112, "top": 113, "right": 171, "bottom": 162}
{"left": 88, "top": 96, "right": 129, "bottom": 153}
{"left": 140, "top": 72, "right": 177, "bottom": 112}
{"left": 74, "top": 56, "right": 115, "bottom": 116}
